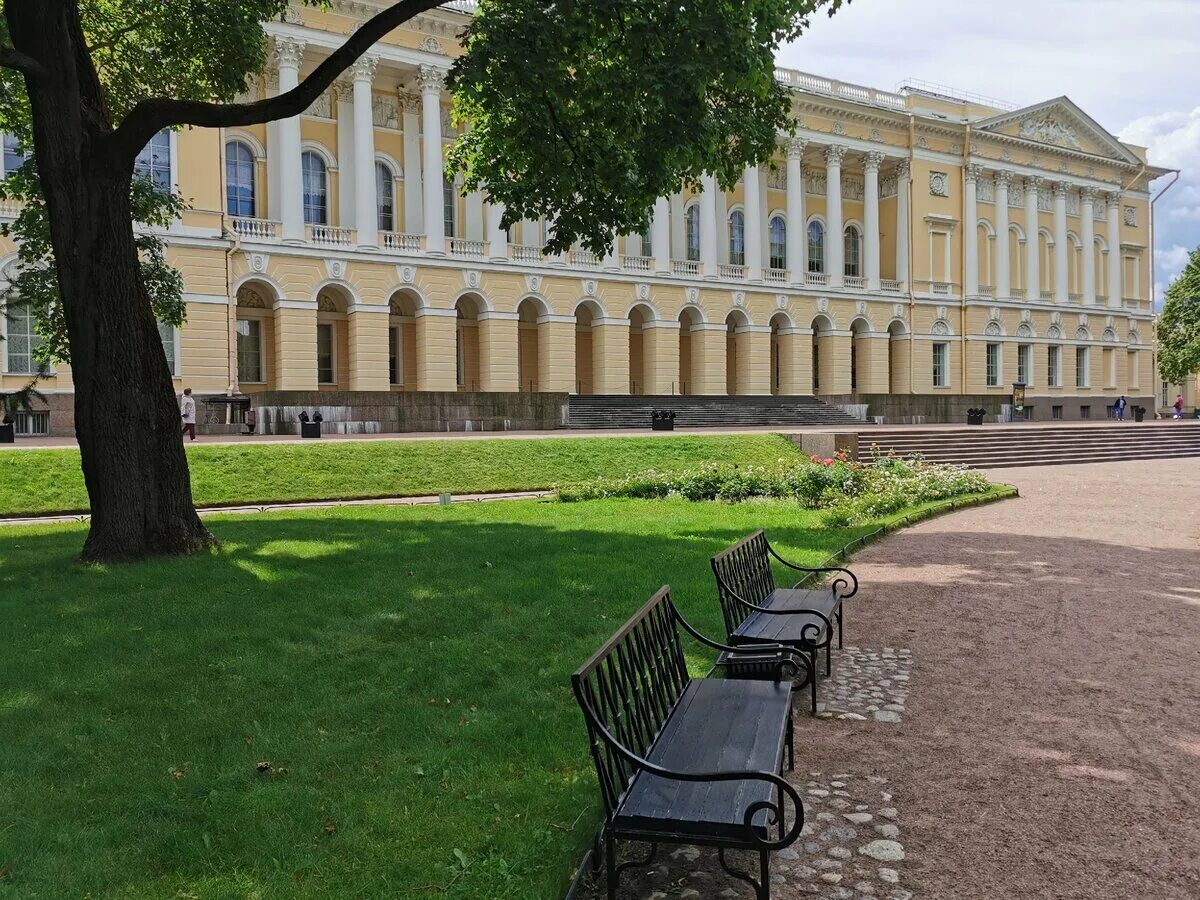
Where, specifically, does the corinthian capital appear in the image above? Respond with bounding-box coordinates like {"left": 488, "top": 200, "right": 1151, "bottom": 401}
{"left": 417, "top": 64, "right": 446, "bottom": 94}
{"left": 1106, "top": 190, "right": 1122, "bottom": 206}
{"left": 1053, "top": 180, "right": 1070, "bottom": 197}
{"left": 864, "top": 151, "right": 885, "bottom": 171}
{"left": 787, "top": 135, "right": 807, "bottom": 160}
{"left": 895, "top": 160, "right": 910, "bottom": 179}
{"left": 993, "top": 169, "right": 1014, "bottom": 187}
{"left": 824, "top": 144, "right": 847, "bottom": 167}
{"left": 273, "top": 37, "right": 306, "bottom": 70}
{"left": 965, "top": 163, "right": 984, "bottom": 184}
{"left": 1024, "top": 175, "right": 1044, "bottom": 193}
{"left": 1080, "top": 186, "right": 1098, "bottom": 202}
{"left": 352, "top": 54, "right": 379, "bottom": 83}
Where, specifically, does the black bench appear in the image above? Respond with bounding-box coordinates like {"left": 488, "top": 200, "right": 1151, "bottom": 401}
{"left": 711, "top": 530, "right": 859, "bottom": 714}
{"left": 573, "top": 586, "right": 806, "bottom": 900}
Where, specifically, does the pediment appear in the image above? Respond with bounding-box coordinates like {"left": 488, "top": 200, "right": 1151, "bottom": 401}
{"left": 976, "top": 97, "right": 1139, "bottom": 164}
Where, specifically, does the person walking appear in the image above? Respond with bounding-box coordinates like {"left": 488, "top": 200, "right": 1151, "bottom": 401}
{"left": 1113, "top": 395, "right": 1127, "bottom": 422}
{"left": 1173, "top": 393, "right": 1185, "bottom": 419}
{"left": 180, "top": 388, "right": 197, "bottom": 441}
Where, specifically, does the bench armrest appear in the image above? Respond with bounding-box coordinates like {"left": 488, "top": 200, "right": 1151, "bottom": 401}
{"left": 767, "top": 542, "right": 859, "bottom": 599}
{"left": 712, "top": 579, "right": 831, "bottom": 648}
{"left": 574, "top": 689, "right": 806, "bottom": 850}
{"left": 673, "top": 606, "right": 804, "bottom": 680}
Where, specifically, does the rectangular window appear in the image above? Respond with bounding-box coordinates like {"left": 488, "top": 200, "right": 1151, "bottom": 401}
{"left": 1047, "top": 345, "right": 1061, "bottom": 387}
{"left": 932, "top": 342, "right": 949, "bottom": 388}
{"left": 455, "top": 325, "right": 466, "bottom": 387}
{"left": 986, "top": 343, "right": 1001, "bottom": 388}
{"left": 236, "top": 319, "right": 263, "bottom": 383}
{"left": 1017, "top": 344, "right": 1032, "bottom": 387}
{"left": 317, "top": 323, "right": 335, "bottom": 384}
{"left": 443, "top": 180, "right": 458, "bottom": 239}
{"left": 1080, "top": 404, "right": 1091, "bottom": 419}
{"left": 1128, "top": 350, "right": 1139, "bottom": 389}
{"left": 1104, "top": 348, "right": 1116, "bottom": 388}
{"left": 134, "top": 130, "right": 172, "bottom": 192}
{"left": 3, "top": 302, "right": 40, "bottom": 374}
{"left": 3, "top": 133, "right": 31, "bottom": 176}
{"left": 389, "top": 326, "right": 402, "bottom": 385}
{"left": 1075, "top": 346, "right": 1089, "bottom": 388}
{"left": 1052, "top": 405, "right": 1063, "bottom": 420}
{"left": 158, "top": 322, "right": 178, "bottom": 377}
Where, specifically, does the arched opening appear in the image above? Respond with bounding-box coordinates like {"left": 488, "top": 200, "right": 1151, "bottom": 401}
{"left": 769, "top": 312, "right": 793, "bottom": 395}
{"left": 628, "top": 304, "right": 653, "bottom": 395}
{"left": 768, "top": 216, "right": 787, "bottom": 272}
{"left": 1068, "top": 233, "right": 1082, "bottom": 297}
{"left": 807, "top": 220, "right": 825, "bottom": 274}
{"left": 316, "top": 286, "right": 351, "bottom": 389}
{"left": 977, "top": 220, "right": 995, "bottom": 292}
{"left": 1009, "top": 224, "right": 1025, "bottom": 294}
{"left": 388, "top": 289, "right": 420, "bottom": 390}
{"left": 516, "top": 297, "right": 544, "bottom": 392}
{"left": 811, "top": 314, "right": 833, "bottom": 394}
{"left": 455, "top": 293, "right": 483, "bottom": 391}
{"left": 1039, "top": 231, "right": 1054, "bottom": 296}
{"left": 850, "top": 317, "right": 870, "bottom": 394}
{"left": 235, "top": 281, "right": 276, "bottom": 391}
{"left": 844, "top": 224, "right": 862, "bottom": 278}
{"left": 574, "top": 300, "right": 601, "bottom": 394}
{"left": 725, "top": 310, "right": 751, "bottom": 395}
{"left": 887, "top": 320, "right": 908, "bottom": 394}
{"left": 678, "top": 306, "right": 703, "bottom": 395}
{"left": 1094, "top": 237, "right": 1108, "bottom": 300}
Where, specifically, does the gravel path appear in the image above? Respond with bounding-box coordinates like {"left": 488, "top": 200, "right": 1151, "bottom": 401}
{"left": 574, "top": 459, "right": 1200, "bottom": 899}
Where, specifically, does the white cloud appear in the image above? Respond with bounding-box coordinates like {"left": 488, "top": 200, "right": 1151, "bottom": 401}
{"left": 1156, "top": 244, "right": 1192, "bottom": 281}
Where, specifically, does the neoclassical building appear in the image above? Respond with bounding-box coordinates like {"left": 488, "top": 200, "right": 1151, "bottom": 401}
{"left": 0, "top": 1, "right": 1174, "bottom": 435}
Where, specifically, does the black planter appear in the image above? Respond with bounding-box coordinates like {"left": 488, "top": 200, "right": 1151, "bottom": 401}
{"left": 651, "top": 410, "right": 676, "bottom": 431}
{"left": 966, "top": 409, "right": 985, "bottom": 426}
{"left": 0, "top": 423, "right": 14, "bottom": 444}
{"left": 1134, "top": 408, "right": 1145, "bottom": 423}
{"left": 300, "top": 422, "right": 322, "bottom": 439}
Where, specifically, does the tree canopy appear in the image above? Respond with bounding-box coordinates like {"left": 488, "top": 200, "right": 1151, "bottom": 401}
{"left": 1157, "top": 246, "right": 1200, "bottom": 385}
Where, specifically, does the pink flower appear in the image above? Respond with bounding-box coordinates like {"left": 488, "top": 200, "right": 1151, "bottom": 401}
{"left": 823, "top": 458, "right": 834, "bottom": 466}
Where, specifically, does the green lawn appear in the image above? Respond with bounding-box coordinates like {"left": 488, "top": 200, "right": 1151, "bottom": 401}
{"left": 0, "top": 490, "right": 1007, "bottom": 898}
{"left": 0, "top": 434, "right": 801, "bottom": 516}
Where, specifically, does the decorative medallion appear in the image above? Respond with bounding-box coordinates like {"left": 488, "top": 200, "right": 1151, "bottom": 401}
{"left": 929, "top": 171, "right": 949, "bottom": 198}
{"left": 936, "top": 305, "right": 948, "bottom": 320}
{"left": 1016, "top": 322, "right": 1033, "bottom": 338}
{"left": 856, "top": 301, "right": 867, "bottom": 316}
{"left": 249, "top": 252, "right": 268, "bottom": 273}
{"left": 1123, "top": 205, "right": 1137, "bottom": 227}
{"left": 1050, "top": 311, "right": 1062, "bottom": 325}
{"left": 583, "top": 279, "right": 597, "bottom": 297}
{"left": 465, "top": 270, "right": 481, "bottom": 289}
{"left": 989, "top": 306, "right": 1001, "bottom": 321}
{"left": 525, "top": 274, "right": 542, "bottom": 292}
{"left": 916, "top": 136, "right": 930, "bottom": 150}
{"left": 817, "top": 297, "right": 829, "bottom": 313}
{"left": 831, "top": 121, "right": 846, "bottom": 136}
{"left": 686, "top": 287, "right": 699, "bottom": 303}
{"left": 400, "top": 265, "right": 416, "bottom": 285}
{"left": 1105, "top": 315, "right": 1115, "bottom": 328}
{"left": 420, "top": 35, "right": 445, "bottom": 55}
{"left": 870, "top": 128, "right": 883, "bottom": 143}
{"left": 1021, "top": 308, "right": 1032, "bottom": 322}
{"left": 931, "top": 320, "right": 950, "bottom": 336}
{"left": 1079, "top": 313, "right": 1088, "bottom": 327}
{"left": 776, "top": 294, "right": 788, "bottom": 309}
{"left": 985, "top": 321, "right": 1002, "bottom": 336}
{"left": 325, "top": 258, "right": 346, "bottom": 280}
{"left": 636, "top": 283, "right": 650, "bottom": 301}
{"left": 732, "top": 291, "right": 745, "bottom": 307}
{"left": 893, "top": 303, "right": 906, "bottom": 319}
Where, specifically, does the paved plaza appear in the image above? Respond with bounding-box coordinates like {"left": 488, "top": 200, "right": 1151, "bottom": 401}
{"left": 576, "top": 458, "right": 1200, "bottom": 898}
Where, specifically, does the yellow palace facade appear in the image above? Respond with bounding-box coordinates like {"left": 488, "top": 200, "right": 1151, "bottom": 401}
{"left": 0, "top": 2, "right": 1174, "bottom": 435}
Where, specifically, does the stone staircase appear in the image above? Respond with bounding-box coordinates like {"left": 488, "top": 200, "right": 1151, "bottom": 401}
{"left": 567, "top": 395, "right": 864, "bottom": 429}
{"left": 860, "top": 421, "right": 1200, "bottom": 469}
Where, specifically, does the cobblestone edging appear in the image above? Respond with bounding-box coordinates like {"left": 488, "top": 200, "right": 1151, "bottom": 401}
{"left": 817, "top": 648, "right": 912, "bottom": 723}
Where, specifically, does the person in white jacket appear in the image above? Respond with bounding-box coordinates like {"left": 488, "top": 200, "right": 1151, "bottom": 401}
{"left": 180, "top": 388, "right": 197, "bottom": 441}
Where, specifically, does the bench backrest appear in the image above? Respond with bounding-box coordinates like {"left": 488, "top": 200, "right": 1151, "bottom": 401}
{"left": 572, "top": 586, "right": 690, "bottom": 820}
{"left": 710, "top": 530, "right": 776, "bottom": 636}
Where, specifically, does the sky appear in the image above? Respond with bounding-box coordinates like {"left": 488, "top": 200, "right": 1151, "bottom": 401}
{"left": 777, "top": 0, "right": 1200, "bottom": 305}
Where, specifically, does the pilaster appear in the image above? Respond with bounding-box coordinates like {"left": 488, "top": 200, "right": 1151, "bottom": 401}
{"left": 478, "top": 312, "right": 520, "bottom": 391}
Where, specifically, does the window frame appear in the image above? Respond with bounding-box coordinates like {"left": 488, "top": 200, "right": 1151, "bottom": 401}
{"left": 158, "top": 322, "right": 180, "bottom": 378}
{"left": 768, "top": 215, "right": 787, "bottom": 271}
{"left": 985, "top": 342, "right": 1001, "bottom": 388}
{"left": 1017, "top": 343, "right": 1033, "bottom": 387}
{"left": 376, "top": 160, "right": 396, "bottom": 233}
{"left": 134, "top": 130, "right": 173, "bottom": 192}
{"left": 843, "top": 224, "right": 862, "bottom": 277}
{"left": 443, "top": 178, "right": 458, "bottom": 239}
{"left": 224, "top": 139, "right": 257, "bottom": 218}
{"left": 3, "top": 300, "right": 40, "bottom": 375}
{"left": 684, "top": 203, "right": 700, "bottom": 262}
{"left": 727, "top": 209, "right": 746, "bottom": 267}
{"left": 1047, "top": 344, "right": 1061, "bottom": 388}
{"left": 301, "top": 150, "right": 329, "bottom": 226}
{"left": 807, "top": 220, "right": 825, "bottom": 274}
{"left": 388, "top": 324, "right": 403, "bottom": 386}
{"left": 317, "top": 321, "right": 336, "bottom": 385}
{"left": 932, "top": 341, "right": 949, "bottom": 388}
{"left": 1075, "top": 345, "right": 1090, "bottom": 388}
{"left": 236, "top": 318, "right": 264, "bottom": 384}
{"left": 2, "top": 133, "right": 31, "bottom": 177}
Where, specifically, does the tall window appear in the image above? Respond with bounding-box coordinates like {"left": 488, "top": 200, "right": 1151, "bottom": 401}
{"left": 389, "top": 325, "right": 402, "bottom": 385}
{"left": 158, "top": 323, "right": 177, "bottom": 376}
{"left": 639, "top": 229, "right": 652, "bottom": 258}
{"left": 443, "top": 179, "right": 458, "bottom": 239}
{"left": 301, "top": 151, "right": 328, "bottom": 225}
{"left": 3, "top": 302, "right": 39, "bottom": 374}
{"left": 844, "top": 225, "right": 862, "bottom": 277}
{"left": 134, "top": 130, "right": 171, "bottom": 191}
{"left": 1018, "top": 344, "right": 1032, "bottom": 386}
{"left": 317, "top": 323, "right": 335, "bottom": 384}
{"left": 225, "top": 141, "right": 256, "bottom": 217}
{"left": 769, "top": 216, "right": 787, "bottom": 270}
{"left": 236, "top": 319, "right": 263, "bottom": 383}
{"left": 932, "top": 342, "right": 949, "bottom": 388}
{"left": 807, "top": 221, "right": 825, "bottom": 273}
{"left": 728, "top": 210, "right": 745, "bottom": 266}
{"left": 685, "top": 204, "right": 700, "bottom": 262}
{"left": 986, "top": 343, "right": 1001, "bottom": 387}
{"left": 376, "top": 161, "right": 395, "bottom": 233}
{"left": 3, "top": 134, "right": 30, "bottom": 175}
{"left": 1047, "top": 345, "right": 1061, "bottom": 387}
{"left": 1075, "top": 346, "right": 1089, "bottom": 388}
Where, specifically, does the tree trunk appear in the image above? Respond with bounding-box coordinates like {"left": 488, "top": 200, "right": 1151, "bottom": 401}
{"left": 9, "top": 0, "right": 214, "bottom": 562}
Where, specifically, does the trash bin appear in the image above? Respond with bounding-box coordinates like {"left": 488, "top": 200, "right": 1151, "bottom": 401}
{"left": 0, "top": 422, "right": 14, "bottom": 444}
{"left": 300, "top": 421, "right": 322, "bottom": 438}
{"left": 966, "top": 408, "right": 985, "bottom": 426}
{"left": 651, "top": 409, "right": 676, "bottom": 431}
{"left": 1133, "top": 406, "right": 1145, "bottom": 423}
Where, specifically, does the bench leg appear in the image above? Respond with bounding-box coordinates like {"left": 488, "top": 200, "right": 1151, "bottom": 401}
{"left": 786, "top": 710, "right": 795, "bottom": 771}
{"left": 838, "top": 607, "right": 844, "bottom": 648}
{"left": 825, "top": 640, "right": 831, "bottom": 677}
{"left": 591, "top": 828, "right": 604, "bottom": 874}
{"left": 759, "top": 848, "right": 771, "bottom": 900}
{"left": 809, "top": 649, "right": 818, "bottom": 715}
{"left": 605, "top": 831, "right": 617, "bottom": 900}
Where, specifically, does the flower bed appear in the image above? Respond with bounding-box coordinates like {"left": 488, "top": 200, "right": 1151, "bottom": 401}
{"left": 556, "top": 452, "right": 994, "bottom": 525}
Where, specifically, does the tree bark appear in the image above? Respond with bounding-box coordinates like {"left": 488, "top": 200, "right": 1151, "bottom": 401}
{"left": 9, "top": 0, "right": 213, "bottom": 562}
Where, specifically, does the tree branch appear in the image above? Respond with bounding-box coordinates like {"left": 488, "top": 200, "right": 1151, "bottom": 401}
{"left": 0, "top": 42, "right": 45, "bottom": 77}
{"left": 107, "top": 0, "right": 447, "bottom": 163}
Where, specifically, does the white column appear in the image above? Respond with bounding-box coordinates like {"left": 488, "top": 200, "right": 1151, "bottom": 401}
{"left": 1081, "top": 187, "right": 1096, "bottom": 306}
{"left": 963, "top": 164, "right": 980, "bottom": 297}
{"left": 652, "top": 196, "right": 671, "bottom": 274}
{"left": 1053, "top": 181, "right": 1069, "bottom": 303}
{"left": 700, "top": 172, "right": 718, "bottom": 278}
{"left": 603, "top": 229, "right": 619, "bottom": 270}
{"left": 825, "top": 145, "right": 845, "bottom": 288}
{"left": 994, "top": 170, "right": 1012, "bottom": 299}
{"left": 863, "top": 151, "right": 883, "bottom": 292}
{"left": 785, "top": 137, "right": 806, "bottom": 283}
{"left": 895, "top": 160, "right": 910, "bottom": 289}
{"left": 486, "top": 200, "right": 507, "bottom": 261}
{"left": 743, "top": 164, "right": 763, "bottom": 280}
{"left": 400, "top": 92, "right": 423, "bottom": 234}
{"left": 352, "top": 56, "right": 379, "bottom": 248}
{"left": 1107, "top": 191, "right": 1123, "bottom": 308}
{"left": 274, "top": 38, "right": 305, "bottom": 243}
{"left": 418, "top": 65, "right": 447, "bottom": 255}
{"left": 1025, "top": 176, "right": 1041, "bottom": 300}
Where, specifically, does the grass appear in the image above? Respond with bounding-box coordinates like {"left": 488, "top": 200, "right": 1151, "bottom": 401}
{"left": 0, "top": 434, "right": 803, "bottom": 517}
{"left": 0, "top": 489, "right": 1010, "bottom": 898}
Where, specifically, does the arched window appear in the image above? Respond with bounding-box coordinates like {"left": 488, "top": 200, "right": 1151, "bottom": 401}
{"left": 135, "top": 130, "right": 171, "bottom": 191}
{"left": 225, "top": 141, "right": 256, "bottom": 217}
{"left": 844, "top": 225, "right": 862, "bottom": 277}
{"left": 443, "top": 179, "right": 458, "bottom": 238}
{"left": 3, "top": 302, "right": 40, "bottom": 375}
{"left": 807, "top": 220, "right": 825, "bottom": 273}
{"left": 769, "top": 216, "right": 787, "bottom": 270}
{"left": 639, "top": 228, "right": 652, "bottom": 258}
{"left": 301, "top": 151, "right": 328, "bottom": 225}
{"left": 685, "top": 204, "right": 700, "bottom": 262}
{"left": 728, "top": 210, "right": 745, "bottom": 266}
{"left": 376, "top": 161, "right": 395, "bottom": 233}
{"left": 3, "top": 134, "right": 30, "bottom": 176}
